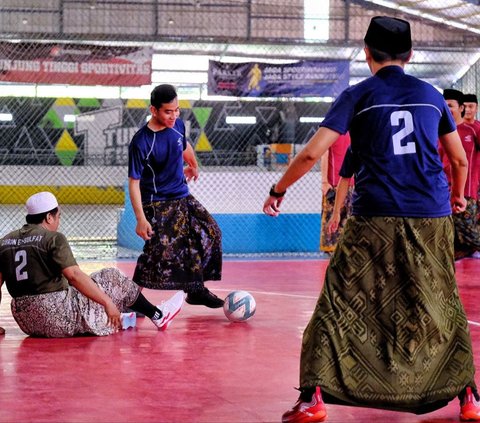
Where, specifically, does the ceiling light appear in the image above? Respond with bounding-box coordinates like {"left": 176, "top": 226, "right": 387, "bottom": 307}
{"left": 226, "top": 116, "right": 256, "bottom": 124}
{"left": 300, "top": 117, "right": 324, "bottom": 123}
{"left": 0, "top": 113, "right": 13, "bottom": 121}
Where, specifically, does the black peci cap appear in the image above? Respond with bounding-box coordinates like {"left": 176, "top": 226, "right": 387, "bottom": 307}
{"left": 443, "top": 89, "right": 464, "bottom": 104}
{"left": 364, "top": 16, "right": 412, "bottom": 55}
{"left": 463, "top": 94, "right": 478, "bottom": 104}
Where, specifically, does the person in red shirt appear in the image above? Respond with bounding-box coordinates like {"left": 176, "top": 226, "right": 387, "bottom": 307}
{"left": 319, "top": 132, "right": 353, "bottom": 254}
{"left": 463, "top": 93, "right": 480, "bottom": 250}
{"left": 463, "top": 94, "right": 480, "bottom": 136}
{"left": 443, "top": 89, "right": 480, "bottom": 259}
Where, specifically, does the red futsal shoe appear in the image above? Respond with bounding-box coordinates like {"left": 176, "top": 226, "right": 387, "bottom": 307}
{"left": 282, "top": 386, "right": 327, "bottom": 423}
{"left": 460, "top": 387, "right": 480, "bottom": 421}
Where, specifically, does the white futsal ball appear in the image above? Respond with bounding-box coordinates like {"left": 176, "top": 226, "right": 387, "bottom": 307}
{"left": 223, "top": 290, "right": 256, "bottom": 322}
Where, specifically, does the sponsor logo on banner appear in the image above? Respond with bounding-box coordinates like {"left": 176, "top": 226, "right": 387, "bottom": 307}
{"left": 0, "top": 42, "right": 152, "bottom": 86}
{"left": 208, "top": 60, "right": 349, "bottom": 97}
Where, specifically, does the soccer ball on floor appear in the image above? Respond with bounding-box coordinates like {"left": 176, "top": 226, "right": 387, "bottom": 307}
{"left": 223, "top": 290, "right": 256, "bottom": 322}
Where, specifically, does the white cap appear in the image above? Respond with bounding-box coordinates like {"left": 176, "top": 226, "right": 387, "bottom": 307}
{"left": 26, "top": 192, "right": 59, "bottom": 215}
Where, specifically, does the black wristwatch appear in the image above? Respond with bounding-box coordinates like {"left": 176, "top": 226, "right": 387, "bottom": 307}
{"left": 269, "top": 184, "right": 286, "bottom": 198}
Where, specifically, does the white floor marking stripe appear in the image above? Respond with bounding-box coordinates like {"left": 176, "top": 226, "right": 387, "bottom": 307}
{"left": 215, "top": 289, "right": 323, "bottom": 300}
{"left": 215, "top": 288, "right": 480, "bottom": 326}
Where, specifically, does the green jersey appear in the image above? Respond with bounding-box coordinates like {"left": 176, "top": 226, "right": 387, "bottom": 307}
{"left": 0, "top": 224, "right": 77, "bottom": 298}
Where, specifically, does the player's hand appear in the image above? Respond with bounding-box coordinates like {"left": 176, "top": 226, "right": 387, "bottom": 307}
{"left": 451, "top": 195, "right": 467, "bottom": 214}
{"left": 136, "top": 218, "right": 154, "bottom": 240}
{"left": 322, "top": 182, "right": 332, "bottom": 196}
{"left": 263, "top": 195, "right": 284, "bottom": 217}
{"left": 184, "top": 166, "right": 199, "bottom": 182}
{"left": 104, "top": 301, "right": 121, "bottom": 331}
{"left": 326, "top": 213, "right": 340, "bottom": 235}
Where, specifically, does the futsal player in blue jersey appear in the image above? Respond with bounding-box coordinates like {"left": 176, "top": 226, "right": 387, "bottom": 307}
{"left": 263, "top": 16, "right": 480, "bottom": 422}
{"left": 128, "top": 84, "right": 224, "bottom": 309}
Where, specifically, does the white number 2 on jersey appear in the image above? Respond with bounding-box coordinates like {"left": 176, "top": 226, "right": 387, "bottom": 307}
{"left": 391, "top": 110, "right": 416, "bottom": 155}
{"left": 15, "top": 250, "right": 28, "bottom": 281}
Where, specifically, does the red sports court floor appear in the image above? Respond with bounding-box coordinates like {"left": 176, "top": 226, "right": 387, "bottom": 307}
{"left": 1, "top": 258, "right": 480, "bottom": 423}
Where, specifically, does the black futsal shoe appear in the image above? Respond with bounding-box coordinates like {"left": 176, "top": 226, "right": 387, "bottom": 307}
{"left": 185, "top": 288, "right": 224, "bottom": 308}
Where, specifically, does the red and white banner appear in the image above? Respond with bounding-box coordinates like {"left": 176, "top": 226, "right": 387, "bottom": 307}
{"left": 0, "top": 42, "right": 152, "bottom": 86}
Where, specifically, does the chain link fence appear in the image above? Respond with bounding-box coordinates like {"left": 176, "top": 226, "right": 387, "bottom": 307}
{"left": 0, "top": 0, "right": 479, "bottom": 258}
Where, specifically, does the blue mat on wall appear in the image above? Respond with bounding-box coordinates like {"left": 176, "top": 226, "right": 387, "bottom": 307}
{"left": 117, "top": 208, "right": 321, "bottom": 254}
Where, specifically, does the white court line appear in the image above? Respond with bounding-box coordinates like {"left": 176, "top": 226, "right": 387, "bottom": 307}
{"left": 215, "top": 288, "right": 321, "bottom": 300}
{"left": 216, "top": 288, "right": 480, "bottom": 326}
{"left": 226, "top": 258, "right": 327, "bottom": 263}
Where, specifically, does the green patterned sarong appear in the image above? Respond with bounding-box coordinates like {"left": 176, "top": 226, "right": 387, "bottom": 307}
{"left": 301, "top": 216, "right": 476, "bottom": 414}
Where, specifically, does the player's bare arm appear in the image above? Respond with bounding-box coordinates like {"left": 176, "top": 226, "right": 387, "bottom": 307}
{"left": 183, "top": 142, "right": 199, "bottom": 182}
{"left": 439, "top": 130, "right": 468, "bottom": 213}
{"left": 0, "top": 273, "right": 4, "bottom": 335}
{"left": 128, "top": 177, "right": 153, "bottom": 240}
{"left": 263, "top": 127, "right": 340, "bottom": 216}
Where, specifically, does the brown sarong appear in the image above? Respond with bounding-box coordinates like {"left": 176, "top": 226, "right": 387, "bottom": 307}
{"left": 301, "top": 216, "right": 476, "bottom": 414}
{"left": 133, "top": 194, "right": 222, "bottom": 291}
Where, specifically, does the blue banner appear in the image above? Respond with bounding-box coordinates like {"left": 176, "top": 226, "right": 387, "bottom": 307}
{"left": 208, "top": 59, "right": 349, "bottom": 98}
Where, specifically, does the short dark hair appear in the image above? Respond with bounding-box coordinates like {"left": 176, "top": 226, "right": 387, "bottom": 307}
{"left": 150, "top": 84, "right": 177, "bottom": 109}
{"left": 366, "top": 45, "right": 411, "bottom": 63}
{"left": 26, "top": 207, "right": 59, "bottom": 224}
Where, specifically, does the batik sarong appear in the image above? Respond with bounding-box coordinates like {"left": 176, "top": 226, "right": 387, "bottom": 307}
{"left": 301, "top": 216, "right": 476, "bottom": 414}
{"left": 477, "top": 188, "right": 480, "bottom": 226}
{"left": 133, "top": 194, "right": 222, "bottom": 292}
{"left": 11, "top": 268, "right": 140, "bottom": 337}
{"left": 453, "top": 197, "right": 480, "bottom": 259}
{"left": 320, "top": 186, "right": 353, "bottom": 253}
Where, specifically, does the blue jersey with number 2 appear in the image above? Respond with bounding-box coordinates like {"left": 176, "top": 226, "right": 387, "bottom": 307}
{"left": 321, "top": 66, "right": 455, "bottom": 218}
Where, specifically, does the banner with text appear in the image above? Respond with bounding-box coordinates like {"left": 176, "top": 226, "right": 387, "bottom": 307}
{"left": 208, "top": 60, "right": 349, "bottom": 97}
{"left": 0, "top": 42, "right": 152, "bottom": 86}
